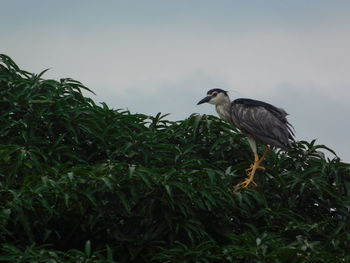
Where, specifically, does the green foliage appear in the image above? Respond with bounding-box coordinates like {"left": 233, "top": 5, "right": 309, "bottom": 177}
{"left": 0, "top": 54, "right": 349, "bottom": 262}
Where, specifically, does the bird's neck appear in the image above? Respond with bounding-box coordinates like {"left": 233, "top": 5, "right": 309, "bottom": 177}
{"left": 215, "top": 99, "right": 231, "bottom": 122}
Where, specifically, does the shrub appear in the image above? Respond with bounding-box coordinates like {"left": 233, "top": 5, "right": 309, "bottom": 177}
{"left": 0, "top": 54, "right": 349, "bottom": 262}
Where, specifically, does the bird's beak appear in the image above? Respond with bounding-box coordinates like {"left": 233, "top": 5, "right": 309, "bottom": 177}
{"left": 197, "top": 96, "right": 211, "bottom": 105}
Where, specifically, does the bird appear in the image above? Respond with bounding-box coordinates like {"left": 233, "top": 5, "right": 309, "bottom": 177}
{"left": 197, "top": 88, "right": 295, "bottom": 188}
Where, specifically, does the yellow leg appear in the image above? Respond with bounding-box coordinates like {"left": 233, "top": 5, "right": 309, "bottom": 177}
{"left": 236, "top": 145, "right": 270, "bottom": 188}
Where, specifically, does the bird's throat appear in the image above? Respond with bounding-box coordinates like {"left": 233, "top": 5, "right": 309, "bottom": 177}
{"left": 215, "top": 102, "right": 231, "bottom": 122}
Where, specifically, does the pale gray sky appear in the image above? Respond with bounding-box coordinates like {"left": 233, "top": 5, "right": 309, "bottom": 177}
{"left": 2, "top": 0, "right": 350, "bottom": 161}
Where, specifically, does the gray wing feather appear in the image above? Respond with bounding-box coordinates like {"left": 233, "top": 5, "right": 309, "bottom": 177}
{"left": 230, "top": 100, "right": 294, "bottom": 149}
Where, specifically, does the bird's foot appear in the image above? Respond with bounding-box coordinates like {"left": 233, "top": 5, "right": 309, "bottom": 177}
{"left": 235, "top": 162, "right": 265, "bottom": 189}
{"left": 235, "top": 174, "right": 258, "bottom": 188}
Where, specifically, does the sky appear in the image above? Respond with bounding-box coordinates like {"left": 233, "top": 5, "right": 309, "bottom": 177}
{"left": 1, "top": 0, "right": 350, "bottom": 162}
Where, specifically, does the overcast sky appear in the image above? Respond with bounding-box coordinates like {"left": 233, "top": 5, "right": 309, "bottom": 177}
{"left": 2, "top": 0, "right": 350, "bottom": 162}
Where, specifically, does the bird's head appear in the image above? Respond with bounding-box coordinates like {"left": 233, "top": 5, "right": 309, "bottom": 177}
{"left": 197, "top": 88, "right": 229, "bottom": 106}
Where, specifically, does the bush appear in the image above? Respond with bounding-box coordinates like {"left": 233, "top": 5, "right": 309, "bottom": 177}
{"left": 0, "top": 54, "right": 349, "bottom": 262}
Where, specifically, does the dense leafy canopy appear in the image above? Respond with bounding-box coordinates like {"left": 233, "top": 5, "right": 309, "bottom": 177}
{"left": 0, "top": 54, "right": 349, "bottom": 262}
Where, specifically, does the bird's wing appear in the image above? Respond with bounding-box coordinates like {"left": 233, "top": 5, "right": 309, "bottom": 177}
{"left": 231, "top": 98, "right": 295, "bottom": 149}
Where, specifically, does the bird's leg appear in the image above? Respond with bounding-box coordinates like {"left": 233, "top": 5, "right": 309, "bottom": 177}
{"left": 237, "top": 152, "right": 260, "bottom": 187}
{"left": 259, "top": 145, "right": 270, "bottom": 163}
{"left": 245, "top": 152, "right": 265, "bottom": 173}
{"left": 237, "top": 145, "right": 270, "bottom": 188}
{"left": 246, "top": 145, "right": 270, "bottom": 172}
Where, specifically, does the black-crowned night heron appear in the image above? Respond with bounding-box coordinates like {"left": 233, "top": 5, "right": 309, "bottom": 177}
{"left": 197, "top": 88, "right": 295, "bottom": 188}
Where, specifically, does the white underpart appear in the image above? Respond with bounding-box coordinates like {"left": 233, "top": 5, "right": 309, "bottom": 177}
{"left": 247, "top": 136, "right": 257, "bottom": 154}
{"left": 209, "top": 93, "right": 232, "bottom": 122}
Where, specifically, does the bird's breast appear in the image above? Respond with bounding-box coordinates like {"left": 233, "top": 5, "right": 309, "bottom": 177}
{"left": 215, "top": 104, "right": 231, "bottom": 123}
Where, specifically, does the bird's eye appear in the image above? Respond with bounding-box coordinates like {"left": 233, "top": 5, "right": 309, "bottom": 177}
{"left": 212, "top": 92, "right": 218, "bottom": 97}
